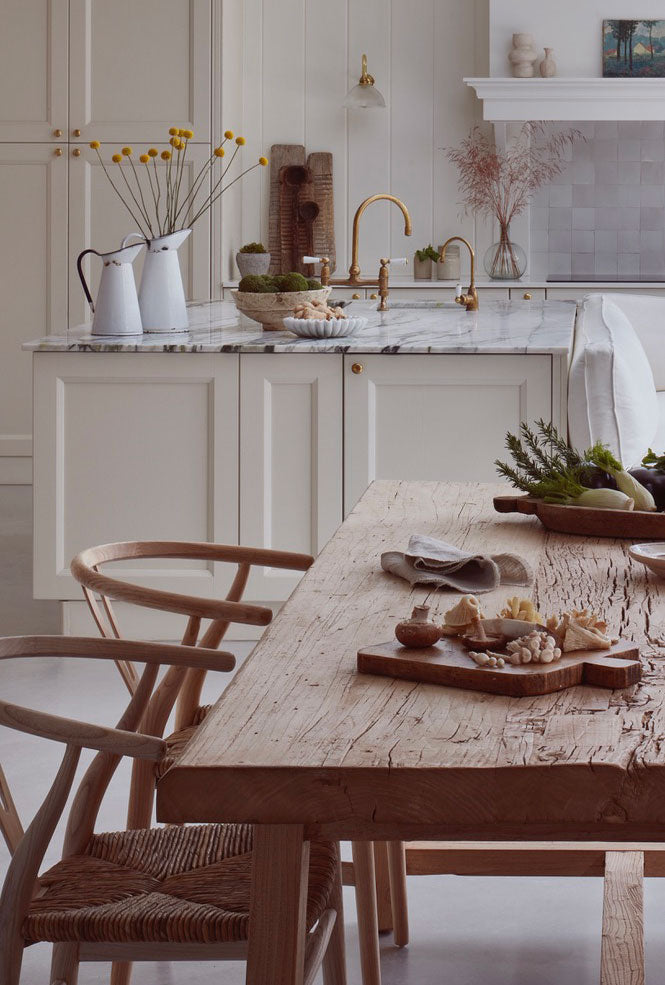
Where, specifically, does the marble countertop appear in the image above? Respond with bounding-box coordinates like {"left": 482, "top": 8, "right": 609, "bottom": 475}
{"left": 23, "top": 299, "right": 576, "bottom": 355}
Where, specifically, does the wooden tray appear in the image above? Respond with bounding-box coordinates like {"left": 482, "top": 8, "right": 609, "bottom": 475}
{"left": 494, "top": 494, "right": 665, "bottom": 538}
{"left": 357, "top": 636, "right": 641, "bottom": 697}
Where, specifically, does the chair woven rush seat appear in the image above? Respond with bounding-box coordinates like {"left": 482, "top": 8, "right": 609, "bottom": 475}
{"left": 25, "top": 824, "right": 337, "bottom": 945}
{"left": 156, "top": 704, "right": 213, "bottom": 779}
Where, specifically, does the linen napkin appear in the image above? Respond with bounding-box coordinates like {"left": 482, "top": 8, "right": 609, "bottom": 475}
{"left": 381, "top": 534, "right": 533, "bottom": 594}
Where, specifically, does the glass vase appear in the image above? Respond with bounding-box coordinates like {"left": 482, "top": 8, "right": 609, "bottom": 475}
{"left": 483, "top": 224, "right": 527, "bottom": 280}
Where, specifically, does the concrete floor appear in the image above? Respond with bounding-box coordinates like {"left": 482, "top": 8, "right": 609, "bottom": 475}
{"left": 1, "top": 485, "right": 663, "bottom": 983}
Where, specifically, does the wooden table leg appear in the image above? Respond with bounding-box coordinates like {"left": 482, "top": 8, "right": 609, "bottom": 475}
{"left": 247, "top": 824, "right": 310, "bottom": 985}
{"left": 601, "top": 851, "right": 644, "bottom": 985}
{"left": 352, "top": 841, "right": 382, "bottom": 985}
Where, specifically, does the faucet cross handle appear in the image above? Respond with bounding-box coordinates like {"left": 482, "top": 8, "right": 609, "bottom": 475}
{"left": 302, "top": 255, "right": 331, "bottom": 285}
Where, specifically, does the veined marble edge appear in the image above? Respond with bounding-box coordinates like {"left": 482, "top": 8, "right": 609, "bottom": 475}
{"left": 22, "top": 299, "right": 576, "bottom": 357}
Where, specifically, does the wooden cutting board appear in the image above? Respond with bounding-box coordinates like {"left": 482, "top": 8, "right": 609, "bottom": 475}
{"left": 357, "top": 636, "right": 641, "bottom": 697}
{"left": 308, "top": 152, "right": 335, "bottom": 274}
{"left": 268, "top": 144, "right": 305, "bottom": 274}
{"left": 494, "top": 494, "right": 665, "bottom": 539}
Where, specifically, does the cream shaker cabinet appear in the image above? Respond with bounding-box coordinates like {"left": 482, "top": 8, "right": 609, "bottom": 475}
{"left": 239, "top": 354, "right": 343, "bottom": 602}
{"left": 0, "top": 0, "right": 213, "bottom": 481}
{"left": 68, "top": 0, "right": 211, "bottom": 144}
{"left": 343, "top": 353, "right": 555, "bottom": 514}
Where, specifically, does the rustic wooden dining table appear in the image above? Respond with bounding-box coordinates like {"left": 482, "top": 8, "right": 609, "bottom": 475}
{"left": 157, "top": 479, "right": 665, "bottom": 985}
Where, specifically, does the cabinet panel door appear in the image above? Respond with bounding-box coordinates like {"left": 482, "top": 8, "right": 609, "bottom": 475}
{"left": 240, "top": 354, "right": 343, "bottom": 601}
{"left": 68, "top": 145, "right": 211, "bottom": 327}
{"left": 69, "top": 0, "right": 211, "bottom": 143}
{"left": 0, "top": 0, "right": 68, "bottom": 140}
{"left": 344, "top": 353, "right": 552, "bottom": 514}
{"left": 33, "top": 353, "right": 239, "bottom": 599}
{"left": 0, "top": 145, "right": 67, "bottom": 473}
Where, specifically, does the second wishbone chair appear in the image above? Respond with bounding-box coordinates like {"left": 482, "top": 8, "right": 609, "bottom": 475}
{"left": 72, "top": 540, "right": 392, "bottom": 985}
{"left": 0, "top": 635, "right": 345, "bottom": 985}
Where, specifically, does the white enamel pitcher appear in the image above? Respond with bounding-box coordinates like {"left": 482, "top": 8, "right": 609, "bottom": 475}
{"left": 138, "top": 229, "right": 191, "bottom": 333}
{"left": 77, "top": 234, "right": 144, "bottom": 336}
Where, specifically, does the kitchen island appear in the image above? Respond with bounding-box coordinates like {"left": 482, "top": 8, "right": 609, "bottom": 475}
{"left": 24, "top": 299, "right": 576, "bottom": 636}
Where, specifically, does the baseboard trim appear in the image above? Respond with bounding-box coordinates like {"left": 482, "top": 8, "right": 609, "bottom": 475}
{"left": 0, "top": 456, "right": 32, "bottom": 484}
{"left": 61, "top": 599, "right": 280, "bottom": 641}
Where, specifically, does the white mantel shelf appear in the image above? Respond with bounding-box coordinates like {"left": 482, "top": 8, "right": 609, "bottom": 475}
{"left": 465, "top": 77, "right": 665, "bottom": 121}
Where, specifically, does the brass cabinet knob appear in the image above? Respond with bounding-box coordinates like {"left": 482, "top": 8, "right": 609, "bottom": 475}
{"left": 53, "top": 128, "right": 62, "bottom": 138}
{"left": 72, "top": 148, "right": 81, "bottom": 156}
{"left": 352, "top": 293, "right": 360, "bottom": 300}
{"left": 369, "top": 293, "right": 377, "bottom": 299}
{"left": 351, "top": 362, "right": 364, "bottom": 375}
{"left": 54, "top": 147, "right": 63, "bottom": 156}
{"left": 523, "top": 292, "right": 532, "bottom": 300}
{"left": 73, "top": 128, "right": 81, "bottom": 137}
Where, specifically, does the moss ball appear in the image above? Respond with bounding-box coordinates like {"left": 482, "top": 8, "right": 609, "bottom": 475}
{"left": 276, "top": 272, "right": 309, "bottom": 292}
{"left": 306, "top": 278, "right": 323, "bottom": 290}
{"left": 238, "top": 274, "right": 272, "bottom": 293}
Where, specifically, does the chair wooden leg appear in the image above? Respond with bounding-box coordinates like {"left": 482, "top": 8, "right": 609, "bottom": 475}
{"left": 110, "top": 959, "right": 133, "bottom": 985}
{"left": 373, "top": 842, "right": 393, "bottom": 933}
{"left": 386, "top": 840, "right": 409, "bottom": 947}
{"left": 322, "top": 844, "right": 347, "bottom": 985}
{"left": 352, "top": 841, "right": 382, "bottom": 985}
{"left": 601, "top": 851, "right": 644, "bottom": 985}
{"left": 50, "top": 943, "right": 79, "bottom": 985}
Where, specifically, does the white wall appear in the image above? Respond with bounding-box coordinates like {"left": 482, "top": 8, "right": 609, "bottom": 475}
{"left": 220, "top": 0, "right": 492, "bottom": 280}
{"left": 490, "top": 0, "right": 665, "bottom": 76}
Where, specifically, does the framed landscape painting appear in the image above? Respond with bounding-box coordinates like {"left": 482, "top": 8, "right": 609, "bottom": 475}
{"left": 603, "top": 20, "right": 665, "bottom": 77}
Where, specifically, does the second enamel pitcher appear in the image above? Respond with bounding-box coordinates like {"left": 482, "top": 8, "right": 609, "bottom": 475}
{"left": 138, "top": 229, "right": 191, "bottom": 333}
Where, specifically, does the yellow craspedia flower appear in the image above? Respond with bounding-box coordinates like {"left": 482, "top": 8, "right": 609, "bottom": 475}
{"left": 112, "top": 153, "right": 122, "bottom": 163}
{"left": 169, "top": 136, "right": 182, "bottom": 148}
{"left": 168, "top": 127, "right": 178, "bottom": 136}
{"left": 148, "top": 147, "right": 158, "bottom": 157}
{"left": 259, "top": 156, "right": 268, "bottom": 166}
{"left": 224, "top": 130, "right": 234, "bottom": 139}
{"left": 89, "top": 139, "right": 100, "bottom": 149}
{"left": 182, "top": 129, "right": 194, "bottom": 140}
{"left": 214, "top": 146, "right": 225, "bottom": 157}
{"left": 235, "top": 136, "right": 245, "bottom": 146}
{"left": 122, "top": 146, "right": 132, "bottom": 156}
{"left": 161, "top": 150, "right": 171, "bottom": 160}
{"left": 139, "top": 153, "right": 149, "bottom": 163}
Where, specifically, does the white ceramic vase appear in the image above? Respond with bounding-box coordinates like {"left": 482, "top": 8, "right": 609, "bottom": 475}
{"left": 540, "top": 47, "right": 556, "bottom": 77}
{"left": 509, "top": 33, "right": 538, "bottom": 78}
{"left": 139, "top": 229, "right": 191, "bottom": 333}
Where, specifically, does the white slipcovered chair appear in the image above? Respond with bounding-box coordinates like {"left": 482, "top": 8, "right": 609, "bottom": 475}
{"left": 568, "top": 292, "right": 665, "bottom": 466}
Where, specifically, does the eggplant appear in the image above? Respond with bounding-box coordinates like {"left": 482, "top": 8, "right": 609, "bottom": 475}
{"left": 628, "top": 466, "right": 665, "bottom": 511}
{"left": 583, "top": 468, "right": 618, "bottom": 491}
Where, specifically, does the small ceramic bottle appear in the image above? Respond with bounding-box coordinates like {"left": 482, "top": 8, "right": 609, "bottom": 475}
{"left": 540, "top": 47, "right": 556, "bottom": 78}
{"left": 508, "top": 33, "right": 538, "bottom": 78}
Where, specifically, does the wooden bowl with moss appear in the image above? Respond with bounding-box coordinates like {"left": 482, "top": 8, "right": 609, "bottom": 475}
{"left": 232, "top": 273, "right": 332, "bottom": 330}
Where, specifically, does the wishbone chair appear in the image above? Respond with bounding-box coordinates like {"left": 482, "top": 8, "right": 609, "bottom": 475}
{"left": 72, "top": 539, "right": 393, "bottom": 985}
{"left": 0, "top": 634, "right": 346, "bottom": 985}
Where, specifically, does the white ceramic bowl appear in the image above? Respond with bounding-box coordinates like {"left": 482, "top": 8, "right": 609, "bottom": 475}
{"left": 283, "top": 315, "right": 368, "bottom": 339}
{"left": 629, "top": 542, "right": 665, "bottom": 578}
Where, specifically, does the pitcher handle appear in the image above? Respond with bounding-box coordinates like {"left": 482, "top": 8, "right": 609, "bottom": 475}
{"left": 121, "top": 231, "right": 145, "bottom": 248}
{"left": 76, "top": 248, "right": 100, "bottom": 313}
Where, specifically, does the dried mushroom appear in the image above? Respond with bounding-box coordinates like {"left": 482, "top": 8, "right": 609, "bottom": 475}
{"left": 499, "top": 596, "right": 544, "bottom": 624}
{"left": 441, "top": 595, "right": 482, "bottom": 635}
{"left": 505, "top": 631, "right": 561, "bottom": 665}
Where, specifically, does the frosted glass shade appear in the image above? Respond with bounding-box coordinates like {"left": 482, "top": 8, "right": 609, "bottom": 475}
{"left": 343, "top": 82, "right": 386, "bottom": 109}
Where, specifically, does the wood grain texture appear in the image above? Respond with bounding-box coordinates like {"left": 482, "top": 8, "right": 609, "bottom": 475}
{"left": 350, "top": 842, "right": 381, "bottom": 985}
{"left": 268, "top": 145, "right": 305, "bottom": 273}
{"left": 247, "top": 825, "right": 309, "bottom": 985}
{"left": 601, "top": 851, "right": 644, "bottom": 985}
{"left": 494, "top": 494, "right": 665, "bottom": 539}
{"left": 308, "top": 152, "right": 335, "bottom": 274}
{"left": 358, "top": 638, "right": 641, "bottom": 697}
{"left": 157, "top": 480, "right": 665, "bottom": 841}
{"left": 0, "top": 765, "right": 23, "bottom": 855}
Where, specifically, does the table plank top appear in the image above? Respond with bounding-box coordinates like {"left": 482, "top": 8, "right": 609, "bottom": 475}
{"left": 158, "top": 481, "right": 665, "bottom": 840}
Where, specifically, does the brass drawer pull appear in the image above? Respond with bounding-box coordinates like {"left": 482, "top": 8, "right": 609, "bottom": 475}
{"left": 54, "top": 147, "right": 63, "bottom": 156}
{"left": 72, "top": 148, "right": 81, "bottom": 157}
{"left": 523, "top": 292, "right": 532, "bottom": 300}
{"left": 73, "top": 128, "right": 81, "bottom": 137}
{"left": 53, "top": 128, "right": 62, "bottom": 138}
{"left": 351, "top": 363, "right": 364, "bottom": 375}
